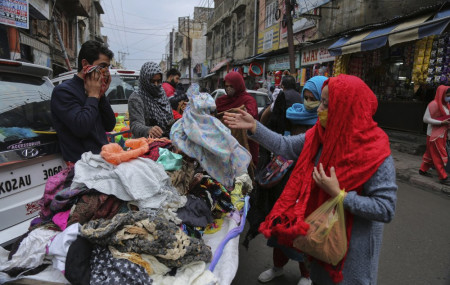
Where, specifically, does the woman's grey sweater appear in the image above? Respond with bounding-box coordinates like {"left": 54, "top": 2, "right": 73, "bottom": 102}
{"left": 250, "top": 122, "right": 398, "bottom": 285}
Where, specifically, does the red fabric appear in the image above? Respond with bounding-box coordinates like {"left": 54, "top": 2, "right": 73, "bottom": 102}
{"left": 216, "top": 71, "right": 259, "bottom": 164}
{"left": 421, "top": 136, "right": 448, "bottom": 180}
{"left": 428, "top": 85, "right": 450, "bottom": 141}
{"left": 162, "top": 82, "right": 176, "bottom": 98}
{"left": 172, "top": 109, "right": 182, "bottom": 120}
{"left": 259, "top": 75, "right": 391, "bottom": 283}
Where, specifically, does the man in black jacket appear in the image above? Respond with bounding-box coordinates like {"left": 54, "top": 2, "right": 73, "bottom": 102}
{"left": 51, "top": 40, "right": 116, "bottom": 163}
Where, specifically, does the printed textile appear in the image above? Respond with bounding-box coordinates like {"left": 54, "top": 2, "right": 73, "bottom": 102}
{"left": 90, "top": 246, "right": 153, "bottom": 285}
{"left": 170, "top": 84, "right": 251, "bottom": 187}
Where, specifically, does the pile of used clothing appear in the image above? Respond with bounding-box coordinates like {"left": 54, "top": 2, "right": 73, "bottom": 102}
{"left": 0, "top": 84, "right": 253, "bottom": 285}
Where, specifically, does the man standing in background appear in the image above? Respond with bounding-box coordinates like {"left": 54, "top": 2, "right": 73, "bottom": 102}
{"left": 162, "top": 68, "right": 181, "bottom": 98}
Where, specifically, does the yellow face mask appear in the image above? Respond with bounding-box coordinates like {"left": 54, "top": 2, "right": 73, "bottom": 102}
{"left": 317, "top": 110, "right": 328, "bottom": 128}
{"left": 304, "top": 100, "right": 320, "bottom": 111}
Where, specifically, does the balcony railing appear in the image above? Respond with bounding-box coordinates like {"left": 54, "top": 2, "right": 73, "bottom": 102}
{"left": 57, "top": 0, "right": 90, "bottom": 17}
{"left": 207, "top": 0, "right": 247, "bottom": 31}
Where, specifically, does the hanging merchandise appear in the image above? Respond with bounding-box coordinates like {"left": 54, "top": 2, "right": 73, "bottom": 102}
{"left": 427, "top": 32, "right": 449, "bottom": 86}
{"left": 333, "top": 55, "right": 350, "bottom": 76}
{"left": 412, "top": 36, "right": 434, "bottom": 85}
{"left": 348, "top": 57, "right": 364, "bottom": 78}
{"left": 248, "top": 63, "right": 263, "bottom": 77}
{"left": 274, "top": 70, "right": 283, "bottom": 86}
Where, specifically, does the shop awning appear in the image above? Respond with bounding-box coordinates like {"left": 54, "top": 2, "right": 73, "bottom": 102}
{"left": 210, "top": 59, "right": 229, "bottom": 73}
{"left": 328, "top": 8, "right": 450, "bottom": 56}
{"left": 200, "top": 72, "right": 216, "bottom": 80}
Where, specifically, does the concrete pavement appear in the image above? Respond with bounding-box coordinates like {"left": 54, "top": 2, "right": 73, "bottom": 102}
{"left": 392, "top": 148, "right": 450, "bottom": 196}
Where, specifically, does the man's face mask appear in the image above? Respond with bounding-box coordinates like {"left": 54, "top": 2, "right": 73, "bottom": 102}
{"left": 317, "top": 109, "right": 328, "bottom": 128}
{"left": 304, "top": 100, "right": 320, "bottom": 111}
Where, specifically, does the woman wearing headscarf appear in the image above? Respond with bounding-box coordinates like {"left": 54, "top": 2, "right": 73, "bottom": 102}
{"left": 419, "top": 85, "right": 450, "bottom": 185}
{"left": 286, "top": 76, "right": 328, "bottom": 134}
{"left": 128, "top": 62, "right": 174, "bottom": 138}
{"left": 216, "top": 71, "right": 259, "bottom": 165}
{"left": 223, "top": 75, "right": 397, "bottom": 285}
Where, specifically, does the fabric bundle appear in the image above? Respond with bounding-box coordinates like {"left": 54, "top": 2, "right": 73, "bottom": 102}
{"left": 80, "top": 211, "right": 212, "bottom": 268}
{"left": 170, "top": 84, "right": 251, "bottom": 187}
{"left": 71, "top": 152, "right": 186, "bottom": 223}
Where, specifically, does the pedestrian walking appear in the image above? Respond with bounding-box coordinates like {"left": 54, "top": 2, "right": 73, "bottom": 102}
{"left": 128, "top": 62, "right": 174, "bottom": 138}
{"left": 51, "top": 40, "right": 116, "bottom": 163}
{"left": 216, "top": 71, "right": 259, "bottom": 165}
{"left": 224, "top": 74, "right": 397, "bottom": 285}
{"left": 419, "top": 85, "right": 450, "bottom": 184}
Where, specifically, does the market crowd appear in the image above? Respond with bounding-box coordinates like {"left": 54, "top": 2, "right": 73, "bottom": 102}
{"left": 15, "top": 39, "right": 450, "bottom": 285}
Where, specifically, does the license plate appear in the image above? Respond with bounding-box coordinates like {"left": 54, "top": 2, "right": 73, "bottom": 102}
{"left": 0, "top": 158, "right": 66, "bottom": 199}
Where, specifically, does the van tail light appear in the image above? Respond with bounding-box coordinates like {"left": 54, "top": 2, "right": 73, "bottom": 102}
{"left": 0, "top": 60, "right": 22, "bottom": 67}
{"left": 116, "top": 70, "right": 135, "bottom": 74}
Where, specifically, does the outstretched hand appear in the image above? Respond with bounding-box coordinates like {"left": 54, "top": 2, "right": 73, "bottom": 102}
{"left": 313, "top": 163, "right": 342, "bottom": 198}
{"left": 223, "top": 109, "right": 257, "bottom": 133}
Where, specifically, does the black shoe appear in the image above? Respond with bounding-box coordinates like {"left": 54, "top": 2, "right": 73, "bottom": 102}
{"left": 439, "top": 178, "right": 450, "bottom": 186}
{"left": 419, "top": 170, "right": 432, "bottom": 178}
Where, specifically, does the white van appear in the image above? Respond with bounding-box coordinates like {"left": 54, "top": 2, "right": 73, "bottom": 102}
{"left": 51, "top": 69, "right": 140, "bottom": 116}
{"left": 0, "top": 60, "right": 65, "bottom": 247}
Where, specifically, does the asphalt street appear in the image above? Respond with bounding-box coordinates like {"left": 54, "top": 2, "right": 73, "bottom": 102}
{"left": 232, "top": 181, "right": 450, "bottom": 285}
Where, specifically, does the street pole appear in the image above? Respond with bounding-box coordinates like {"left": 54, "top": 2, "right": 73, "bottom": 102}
{"left": 53, "top": 19, "right": 72, "bottom": 71}
{"left": 285, "top": 0, "right": 296, "bottom": 75}
{"left": 187, "top": 16, "right": 191, "bottom": 84}
{"left": 169, "top": 28, "right": 174, "bottom": 69}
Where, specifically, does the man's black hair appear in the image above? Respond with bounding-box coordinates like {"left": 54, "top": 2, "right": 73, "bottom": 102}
{"left": 166, "top": 68, "right": 181, "bottom": 78}
{"left": 270, "top": 86, "right": 275, "bottom": 92}
{"left": 281, "top": 75, "right": 296, "bottom": 90}
{"left": 77, "top": 40, "right": 114, "bottom": 72}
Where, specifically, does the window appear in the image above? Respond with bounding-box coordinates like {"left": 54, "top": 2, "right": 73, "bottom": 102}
{"left": 237, "top": 17, "right": 245, "bottom": 40}
{"left": 0, "top": 72, "right": 54, "bottom": 146}
{"left": 224, "top": 27, "right": 231, "bottom": 51}
{"left": 265, "top": 1, "right": 278, "bottom": 28}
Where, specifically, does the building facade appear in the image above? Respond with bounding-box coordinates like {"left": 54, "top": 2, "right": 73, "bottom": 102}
{"left": 0, "top": 0, "right": 106, "bottom": 77}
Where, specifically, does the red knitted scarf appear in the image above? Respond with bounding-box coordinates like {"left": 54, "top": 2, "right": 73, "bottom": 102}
{"left": 259, "top": 75, "right": 391, "bottom": 283}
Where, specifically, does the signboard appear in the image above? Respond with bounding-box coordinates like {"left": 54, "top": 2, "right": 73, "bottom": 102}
{"left": 295, "top": 0, "right": 331, "bottom": 15}
{"left": 301, "top": 43, "right": 335, "bottom": 66}
{"left": 257, "top": 23, "right": 280, "bottom": 54}
{"left": 268, "top": 54, "right": 301, "bottom": 71}
{"left": 282, "top": 18, "right": 316, "bottom": 38}
{"left": 0, "top": 0, "right": 29, "bottom": 29}
{"left": 263, "top": 30, "right": 274, "bottom": 51}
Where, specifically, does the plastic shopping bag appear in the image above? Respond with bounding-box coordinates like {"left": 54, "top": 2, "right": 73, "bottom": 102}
{"left": 293, "top": 190, "right": 347, "bottom": 266}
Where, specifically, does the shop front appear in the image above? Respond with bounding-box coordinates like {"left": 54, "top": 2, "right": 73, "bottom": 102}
{"left": 264, "top": 53, "right": 301, "bottom": 90}
{"left": 327, "top": 8, "right": 450, "bottom": 133}
{"left": 298, "top": 41, "right": 335, "bottom": 86}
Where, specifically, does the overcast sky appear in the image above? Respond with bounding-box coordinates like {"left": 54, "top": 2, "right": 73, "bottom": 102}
{"left": 101, "top": 0, "right": 211, "bottom": 70}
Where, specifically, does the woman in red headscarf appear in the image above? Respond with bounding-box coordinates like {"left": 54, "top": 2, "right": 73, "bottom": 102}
{"left": 223, "top": 75, "right": 397, "bottom": 285}
{"left": 419, "top": 85, "right": 450, "bottom": 184}
{"left": 216, "top": 71, "right": 259, "bottom": 165}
